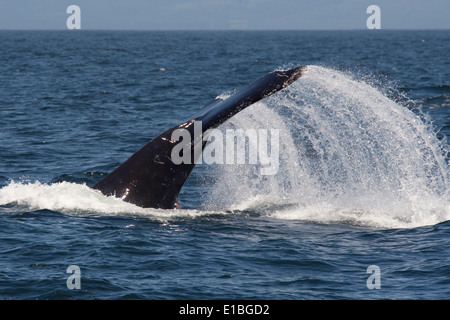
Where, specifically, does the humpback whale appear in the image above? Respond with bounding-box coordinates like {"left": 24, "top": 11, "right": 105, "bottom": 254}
{"left": 93, "top": 66, "right": 307, "bottom": 209}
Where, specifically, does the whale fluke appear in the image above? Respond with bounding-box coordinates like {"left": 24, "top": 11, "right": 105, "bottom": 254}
{"left": 93, "top": 66, "right": 307, "bottom": 209}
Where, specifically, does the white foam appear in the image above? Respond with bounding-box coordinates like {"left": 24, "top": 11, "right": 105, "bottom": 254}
{"left": 0, "top": 180, "right": 209, "bottom": 221}
{"left": 231, "top": 197, "right": 450, "bottom": 229}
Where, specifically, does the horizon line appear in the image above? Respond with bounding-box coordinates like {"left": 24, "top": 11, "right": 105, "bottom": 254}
{"left": 0, "top": 28, "right": 449, "bottom": 32}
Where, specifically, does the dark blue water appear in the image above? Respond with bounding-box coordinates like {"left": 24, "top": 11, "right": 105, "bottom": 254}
{"left": 0, "top": 30, "right": 449, "bottom": 300}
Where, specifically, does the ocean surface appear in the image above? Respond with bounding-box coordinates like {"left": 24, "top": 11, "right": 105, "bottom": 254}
{"left": 0, "top": 30, "right": 449, "bottom": 300}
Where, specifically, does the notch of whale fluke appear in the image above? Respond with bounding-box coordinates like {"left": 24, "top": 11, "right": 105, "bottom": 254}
{"left": 93, "top": 66, "right": 307, "bottom": 209}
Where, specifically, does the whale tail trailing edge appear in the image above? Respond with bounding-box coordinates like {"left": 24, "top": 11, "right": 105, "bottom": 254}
{"left": 93, "top": 66, "right": 307, "bottom": 209}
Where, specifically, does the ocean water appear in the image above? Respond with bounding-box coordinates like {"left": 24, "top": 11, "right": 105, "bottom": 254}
{"left": 0, "top": 30, "right": 449, "bottom": 300}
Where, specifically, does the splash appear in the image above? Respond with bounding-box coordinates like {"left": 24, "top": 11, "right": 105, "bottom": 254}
{"left": 0, "top": 180, "right": 207, "bottom": 221}
{"left": 201, "top": 65, "right": 450, "bottom": 228}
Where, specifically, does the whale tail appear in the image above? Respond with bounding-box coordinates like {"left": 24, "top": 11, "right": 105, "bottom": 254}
{"left": 93, "top": 66, "right": 307, "bottom": 209}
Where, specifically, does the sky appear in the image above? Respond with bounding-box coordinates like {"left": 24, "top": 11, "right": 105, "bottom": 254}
{"left": 0, "top": 0, "right": 449, "bottom": 30}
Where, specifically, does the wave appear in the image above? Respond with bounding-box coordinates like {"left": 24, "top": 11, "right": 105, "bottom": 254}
{"left": 229, "top": 195, "right": 449, "bottom": 229}
{"left": 2, "top": 179, "right": 447, "bottom": 229}
{"left": 0, "top": 180, "right": 208, "bottom": 221}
